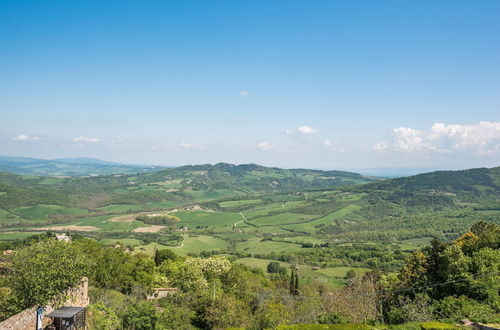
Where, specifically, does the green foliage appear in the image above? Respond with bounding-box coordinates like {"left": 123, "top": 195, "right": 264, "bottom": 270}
{"left": 386, "top": 294, "right": 434, "bottom": 324}
{"left": 277, "top": 324, "right": 373, "bottom": 329}
{"left": 388, "top": 222, "right": 500, "bottom": 324}
{"left": 418, "top": 322, "right": 458, "bottom": 330}
{"left": 253, "top": 300, "right": 291, "bottom": 329}
{"left": 76, "top": 239, "right": 156, "bottom": 295}
{"left": 8, "top": 238, "right": 90, "bottom": 309}
{"left": 156, "top": 300, "right": 196, "bottom": 329}
{"left": 135, "top": 214, "right": 179, "bottom": 226}
{"left": 87, "top": 302, "right": 121, "bottom": 330}
{"left": 267, "top": 261, "right": 281, "bottom": 273}
{"left": 122, "top": 301, "right": 158, "bottom": 330}
{"left": 317, "top": 311, "right": 349, "bottom": 324}
{"left": 154, "top": 248, "right": 180, "bottom": 266}
{"left": 160, "top": 259, "right": 208, "bottom": 291}
{"left": 432, "top": 296, "right": 500, "bottom": 323}
{"left": 194, "top": 293, "right": 252, "bottom": 329}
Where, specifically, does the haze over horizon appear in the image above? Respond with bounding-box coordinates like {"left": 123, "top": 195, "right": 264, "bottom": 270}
{"left": 1, "top": 1, "right": 499, "bottom": 169}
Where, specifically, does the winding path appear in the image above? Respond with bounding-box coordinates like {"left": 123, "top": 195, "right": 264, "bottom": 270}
{"left": 234, "top": 212, "right": 247, "bottom": 228}
{"left": 174, "top": 236, "right": 184, "bottom": 248}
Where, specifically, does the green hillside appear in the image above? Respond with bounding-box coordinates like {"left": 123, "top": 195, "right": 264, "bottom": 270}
{"left": 0, "top": 163, "right": 376, "bottom": 211}
{"left": 0, "top": 155, "right": 163, "bottom": 176}
{"left": 0, "top": 165, "right": 498, "bottom": 274}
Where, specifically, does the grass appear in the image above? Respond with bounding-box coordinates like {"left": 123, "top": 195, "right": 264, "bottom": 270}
{"left": 236, "top": 237, "right": 304, "bottom": 254}
{"left": 166, "top": 235, "right": 229, "bottom": 255}
{"left": 144, "top": 201, "right": 181, "bottom": 209}
{"left": 315, "top": 266, "right": 371, "bottom": 278}
{"left": 250, "top": 212, "right": 317, "bottom": 226}
{"left": 244, "top": 201, "right": 307, "bottom": 218}
{"left": 173, "top": 210, "right": 242, "bottom": 229}
{"left": 99, "top": 238, "right": 144, "bottom": 246}
{"left": 0, "top": 231, "right": 41, "bottom": 240}
{"left": 184, "top": 189, "right": 244, "bottom": 202}
{"left": 98, "top": 204, "right": 145, "bottom": 213}
{"left": 46, "top": 214, "right": 147, "bottom": 232}
{"left": 133, "top": 243, "right": 172, "bottom": 255}
{"left": 219, "top": 199, "right": 262, "bottom": 208}
{"left": 237, "top": 257, "right": 370, "bottom": 288}
{"left": 400, "top": 237, "right": 434, "bottom": 247}
{"left": 280, "top": 235, "right": 327, "bottom": 244}
{"left": 11, "top": 204, "right": 88, "bottom": 220}
{"left": 39, "top": 177, "right": 65, "bottom": 185}
{"left": 0, "top": 209, "right": 20, "bottom": 222}
{"left": 282, "top": 204, "right": 362, "bottom": 232}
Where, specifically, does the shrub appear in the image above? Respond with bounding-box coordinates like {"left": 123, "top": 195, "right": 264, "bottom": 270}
{"left": 87, "top": 302, "right": 120, "bottom": 330}
{"left": 433, "top": 296, "right": 500, "bottom": 323}
{"left": 419, "top": 321, "right": 458, "bottom": 330}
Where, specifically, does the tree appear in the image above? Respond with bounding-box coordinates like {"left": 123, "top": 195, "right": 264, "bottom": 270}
{"left": 160, "top": 259, "right": 208, "bottom": 292}
{"left": 290, "top": 265, "right": 299, "bottom": 295}
{"left": 253, "top": 301, "right": 291, "bottom": 329}
{"left": 267, "top": 261, "right": 281, "bottom": 273}
{"left": 154, "top": 248, "right": 179, "bottom": 266}
{"left": 345, "top": 269, "right": 357, "bottom": 286}
{"left": 156, "top": 301, "right": 195, "bottom": 330}
{"left": 122, "top": 302, "right": 158, "bottom": 330}
{"left": 8, "top": 238, "right": 90, "bottom": 309}
{"left": 194, "top": 293, "right": 252, "bottom": 329}
{"left": 86, "top": 302, "right": 120, "bottom": 330}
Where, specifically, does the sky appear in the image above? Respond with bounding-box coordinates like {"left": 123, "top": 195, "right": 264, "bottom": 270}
{"left": 0, "top": 0, "right": 499, "bottom": 170}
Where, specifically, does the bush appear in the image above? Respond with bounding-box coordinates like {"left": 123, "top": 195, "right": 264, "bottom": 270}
{"left": 87, "top": 302, "right": 120, "bottom": 330}
{"left": 8, "top": 238, "right": 90, "bottom": 309}
{"left": 433, "top": 296, "right": 500, "bottom": 323}
{"left": 317, "top": 311, "right": 349, "bottom": 324}
{"left": 277, "top": 324, "right": 373, "bottom": 330}
{"left": 419, "top": 321, "right": 458, "bottom": 330}
{"left": 122, "top": 302, "right": 158, "bottom": 330}
{"left": 156, "top": 301, "right": 195, "bottom": 329}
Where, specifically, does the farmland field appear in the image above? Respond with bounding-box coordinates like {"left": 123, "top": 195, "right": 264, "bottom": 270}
{"left": 236, "top": 257, "right": 370, "bottom": 287}
{"left": 11, "top": 205, "right": 88, "bottom": 220}
{"left": 167, "top": 235, "right": 229, "bottom": 255}
{"left": 219, "top": 199, "right": 262, "bottom": 208}
{"left": 0, "top": 164, "right": 499, "bottom": 290}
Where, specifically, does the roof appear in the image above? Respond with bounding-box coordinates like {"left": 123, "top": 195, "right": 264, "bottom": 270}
{"left": 46, "top": 306, "right": 85, "bottom": 318}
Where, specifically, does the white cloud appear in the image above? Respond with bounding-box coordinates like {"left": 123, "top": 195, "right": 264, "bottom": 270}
{"left": 239, "top": 90, "right": 249, "bottom": 96}
{"left": 427, "top": 121, "right": 500, "bottom": 154}
{"left": 179, "top": 142, "right": 194, "bottom": 149}
{"left": 257, "top": 141, "right": 272, "bottom": 151}
{"left": 297, "top": 126, "right": 318, "bottom": 134}
{"left": 72, "top": 136, "right": 100, "bottom": 143}
{"left": 12, "top": 134, "right": 39, "bottom": 141}
{"left": 323, "top": 139, "right": 332, "bottom": 147}
{"left": 372, "top": 142, "right": 388, "bottom": 152}
{"left": 392, "top": 127, "right": 431, "bottom": 152}
{"left": 379, "top": 121, "right": 500, "bottom": 154}
{"left": 285, "top": 129, "right": 292, "bottom": 135}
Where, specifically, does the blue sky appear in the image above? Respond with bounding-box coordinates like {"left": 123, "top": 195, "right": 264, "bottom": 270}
{"left": 1, "top": 0, "right": 499, "bottom": 169}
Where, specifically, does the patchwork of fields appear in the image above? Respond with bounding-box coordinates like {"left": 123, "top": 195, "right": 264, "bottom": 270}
{"left": 1, "top": 165, "right": 499, "bottom": 286}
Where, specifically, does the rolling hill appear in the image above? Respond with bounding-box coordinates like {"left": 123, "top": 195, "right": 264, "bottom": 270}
{"left": 0, "top": 155, "right": 164, "bottom": 176}
{"left": 0, "top": 164, "right": 498, "bottom": 272}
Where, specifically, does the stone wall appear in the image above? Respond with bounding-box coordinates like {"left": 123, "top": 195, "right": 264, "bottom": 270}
{"left": 0, "top": 278, "right": 89, "bottom": 330}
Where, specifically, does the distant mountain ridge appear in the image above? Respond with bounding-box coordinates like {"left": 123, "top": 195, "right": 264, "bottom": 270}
{"left": 360, "top": 166, "right": 500, "bottom": 194}
{"left": 0, "top": 155, "right": 163, "bottom": 176}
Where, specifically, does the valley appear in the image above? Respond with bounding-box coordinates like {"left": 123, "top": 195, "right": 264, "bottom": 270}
{"left": 1, "top": 163, "right": 498, "bottom": 287}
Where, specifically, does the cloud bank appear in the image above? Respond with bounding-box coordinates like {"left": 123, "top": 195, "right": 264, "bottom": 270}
{"left": 375, "top": 121, "right": 500, "bottom": 155}
{"left": 73, "top": 136, "right": 100, "bottom": 143}
{"left": 12, "top": 134, "right": 39, "bottom": 141}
